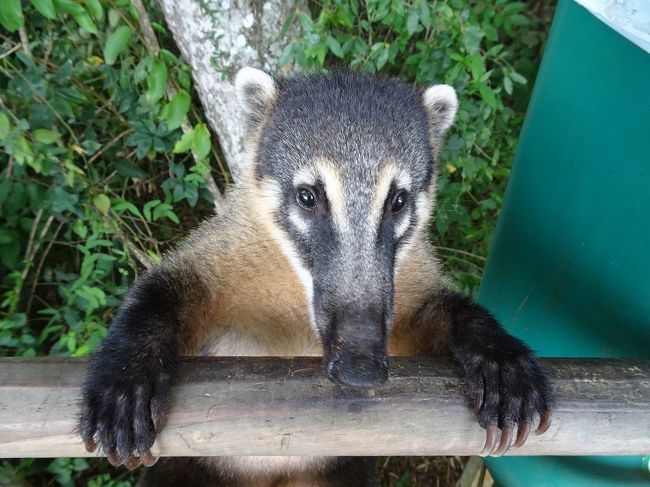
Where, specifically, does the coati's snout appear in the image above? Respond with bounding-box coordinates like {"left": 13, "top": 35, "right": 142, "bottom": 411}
{"left": 312, "top": 236, "right": 395, "bottom": 389}
{"left": 322, "top": 311, "right": 390, "bottom": 388}
{"left": 326, "top": 348, "right": 389, "bottom": 388}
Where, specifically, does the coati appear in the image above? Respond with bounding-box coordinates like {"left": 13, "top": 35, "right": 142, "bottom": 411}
{"left": 78, "top": 68, "right": 552, "bottom": 486}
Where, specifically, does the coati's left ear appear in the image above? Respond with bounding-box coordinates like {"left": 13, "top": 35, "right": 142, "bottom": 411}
{"left": 422, "top": 84, "right": 458, "bottom": 140}
{"left": 235, "top": 67, "right": 278, "bottom": 137}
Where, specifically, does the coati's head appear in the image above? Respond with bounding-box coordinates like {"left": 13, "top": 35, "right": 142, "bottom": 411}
{"left": 236, "top": 68, "right": 457, "bottom": 388}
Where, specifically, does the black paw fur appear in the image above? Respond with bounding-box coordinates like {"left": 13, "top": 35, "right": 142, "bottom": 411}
{"left": 453, "top": 340, "right": 552, "bottom": 456}
{"left": 78, "top": 351, "right": 172, "bottom": 469}
{"left": 78, "top": 267, "right": 184, "bottom": 469}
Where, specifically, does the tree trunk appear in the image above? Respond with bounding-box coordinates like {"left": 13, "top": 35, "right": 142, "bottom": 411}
{"left": 156, "top": 0, "right": 305, "bottom": 182}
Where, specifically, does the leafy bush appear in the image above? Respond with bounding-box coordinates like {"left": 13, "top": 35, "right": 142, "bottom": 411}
{"left": 0, "top": 0, "right": 554, "bottom": 485}
{"left": 0, "top": 0, "right": 225, "bottom": 360}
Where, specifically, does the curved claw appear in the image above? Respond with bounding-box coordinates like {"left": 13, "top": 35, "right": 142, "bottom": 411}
{"left": 84, "top": 438, "right": 98, "bottom": 453}
{"left": 493, "top": 426, "right": 514, "bottom": 456}
{"left": 106, "top": 451, "right": 122, "bottom": 467}
{"left": 514, "top": 421, "right": 532, "bottom": 448}
{"left": 124, "top": 456, "right": 142, "bottom": 471}
{"left": 141, "top": 450, "right": 158, "bottom": 467}
{"left": 480, "top": 425, "right": 499, "bottom": 456}
{"left": 536, "top": 410, "right": 552, "bottom": 434}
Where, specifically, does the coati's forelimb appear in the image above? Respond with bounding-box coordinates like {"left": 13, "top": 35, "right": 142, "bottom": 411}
{"left": 401, "top": 289, "right": 552, "bottom": 456}
{"left": 78, "top": 264, "right": 207, "bottom": 468}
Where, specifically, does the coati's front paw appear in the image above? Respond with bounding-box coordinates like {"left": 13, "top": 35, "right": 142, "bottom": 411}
{"left": 78, "top": 361, "right": 172, "bottom": 470}
{"left": 454, "top": 345, "right": 552, "bottom": 456}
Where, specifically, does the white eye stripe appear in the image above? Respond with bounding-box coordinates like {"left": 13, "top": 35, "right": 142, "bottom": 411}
{"left": 394, "top": 208, "right": 412, "bottom": 238}
{"left": 394, "top": 171, "right": 412, "bottom": 193}
{"left": 288, "top": 208, "right": 310, "bottom": 234}
{"left": 292, "top": 159, "right": 349, "bottom": 233}
{"left": 317, "top": 161, "right": 349, "bottom": 232}
{"left": 293, "top": 166, "right": 318, "bottom": 188}
{"left": 367, "top": 163, "right": 413, "bottom": 234}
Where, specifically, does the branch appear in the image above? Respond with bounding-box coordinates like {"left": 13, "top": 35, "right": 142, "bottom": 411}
{"left": 1, "top": 357, "right": 649, "bottom": 458}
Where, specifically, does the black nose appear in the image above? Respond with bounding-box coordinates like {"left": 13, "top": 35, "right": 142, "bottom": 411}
{"left": 326, "top": 350, "right": 389, "bottom": 388}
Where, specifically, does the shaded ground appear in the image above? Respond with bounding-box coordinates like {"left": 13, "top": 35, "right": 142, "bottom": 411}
{"left": 380, "top": 456, "right": 469, "bottom": 487}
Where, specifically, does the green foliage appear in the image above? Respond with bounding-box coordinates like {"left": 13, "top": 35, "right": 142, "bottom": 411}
{"left": 0, "top": 0, "right": 227, "bottom": 351}
{"left": 283, "top": 0, "right": 554, "bottom": 291}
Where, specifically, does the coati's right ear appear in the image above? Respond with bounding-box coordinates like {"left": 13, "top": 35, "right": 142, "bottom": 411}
{"left": 421, "top": 84, "right": 458, "bottom": 153}
{"left": 235, "top": 67, "right": 277, "bottom": 136}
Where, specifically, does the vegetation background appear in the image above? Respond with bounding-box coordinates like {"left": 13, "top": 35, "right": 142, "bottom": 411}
{"left": 0, "top": 0, "right": 555, "bottom": 485}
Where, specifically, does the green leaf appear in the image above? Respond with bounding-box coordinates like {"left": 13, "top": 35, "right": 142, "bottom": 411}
{"left": 296, "top": 10, "right": 314, "bottom": 31}
{"left": 107, "top": 7, "right": 120, "bottom": 27}
{"left": 478, "top": 83, "right": 497, "bottom": 110}
{"left": 143, "top": 199, "right": 160, "bottom": 222}
{"left": 103, "top": 26, "right": 133, "bottom": 65}
{"left": 8, "top": 134, "right": 34, "bottom": 167}
{"left": 503, "top": 75, "right": 513, "bottom": 96}
{"left": 112, "top": 199, "right": 143, "bottom": 218}
{"left": 73, "top": 11, "right": 98, "bottom": 34}
{"left": 173, "top": 129, "right": 194, "bottom": 153}
{"left": 468, "top": 54, "right": 485, "bottom": 81}
{"left": 151, "top": 22, "right": 167, "bottom": 34}
{"left": 115, "top": 159, "right": 147, "bottom": 179}
{"left": 325, "top": 36, "right": 344, "bottom": 58}
{"left": 147, "top": 61, "right": 168, "bottom": 104}
{"left": 163, "top": 90, "right": 190, "bottom": 130}
{"left": 0, "top": 0, "right": 24, "bottom": 32}
{"left": 84, "top": 0, "right": 103, "bottom": 21}
{"left": 509, "top": 14, "right": 530, "bottom": 27}
{"left": 192, "top": 123, "right": 211, "bottom": 160}
{"left": 72, "top": 220, "right": 88, "bottom": 239}
{"left": 53, "top": 0, "right": 85, "bottom": 16}
{"left": 30, "top": 0, "right": 56, "bottom": 20}
{"left": 462, "top": 25, "right": 485, "bottom": 54}
{"left": 417, "top": 1, "right": 431, "bottom": 28}
{"left": 509, "top": 71, "right": 528, "bottom": 85}
{"left": 32, "top": 128, "right": 61, "bottom": 144}
{"left": 483, "top": 24, "right": 498, "bottom": 42}
{"left": 0, "top": 229, "right": 20, "bottom": 267}
{"left": 93, "top": 194, "right": 111, "bottom": 214}
{"left": 0, "top": 113, "right": 10, "bottom": 140}
{"left": 406, "top": 10, "right": 419, "bottom": 36}
{"left": 503, "top": 2, "right": 526, "bottom": 15}
{"left": 152, "top": 203, "right": 178, "bottom": 223}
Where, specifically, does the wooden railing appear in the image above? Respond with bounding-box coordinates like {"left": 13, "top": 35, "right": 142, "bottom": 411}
{"left": 1, "top": 357, "right": 649, "bottom": 458}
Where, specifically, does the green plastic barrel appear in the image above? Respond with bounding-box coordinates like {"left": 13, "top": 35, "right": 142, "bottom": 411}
{"left": 477, "top": 0, "right": 650, "bottom": 484}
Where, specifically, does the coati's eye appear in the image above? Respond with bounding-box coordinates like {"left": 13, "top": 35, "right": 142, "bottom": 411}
{"left": 391, "top": 190, "right": 408, "bottom": 215}
{"left": 296, "top": 187, "right": 317, "bottom": 210}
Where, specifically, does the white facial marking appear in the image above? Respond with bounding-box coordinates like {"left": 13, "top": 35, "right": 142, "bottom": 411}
{"left": 293, "top": 166, "right": 318, "bottom": 188}
{"left": 292, "top": 161, "right": 348, "bottom": 234}
{"left": 288, "top": 207, "right": 309, "bottom": 234}
{"left": 256, "top": 179, "right": 316, "bottom": 331}
{"left": 367, "top": 162, "right": 412, "bottom": 235}
{"left": 395, "top": 191, "right": 434, "bottom": 269}
{"left": 316, "top": 160, "right": 349, "bottom": 233}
